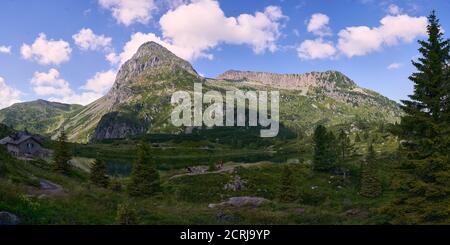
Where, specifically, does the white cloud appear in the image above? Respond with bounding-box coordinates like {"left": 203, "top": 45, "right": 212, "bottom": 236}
{"left": 21, "top": 33, "right": 72, "bottom": 65}
{"left": 108, "top": 32, "right": 206, "bottom": 65}
{"left": 337, "top": 14, "right": 427, "bottom": 57}
{"left": 297, "top": 38, "right": 336, "bottom": 60}
{"left": 30, "top": 69, "right": 72, "bottom": 97}
{"left": 307, "top": 13, "right": 331, "bottom": 37}
{"left": 49, "top": 92, "right": 104, "bottom": 106}
{"left": 73, "top": 28, "right": 112, "bottom": 51}
{"left": 0, "top": 45, "right": 11, "bottom": 54}
{"left": 99, "top": 0, "right": 157, "bottom": 26}
{"left": 0, "top": 77, "right": 22, "bottom": 109}
{"left": 30, "top": 69, "right": 117, "bottom": 106}
{"left": 387, "top": 62, "right": 402, "bottom": 70}
{"left": 82, "top": 70, "right": 116, "bottom": 94}
{"left": 108, "top": 0, "right": 286, "bottom": 64}
{"left": 165, "top": 0, "right": 188, "bottom": 9}
{"left": 388, "top": 4, "right": 402, "bottom": 15}
{"left": 158, "top": 0, "right": 285, "bottom": 59}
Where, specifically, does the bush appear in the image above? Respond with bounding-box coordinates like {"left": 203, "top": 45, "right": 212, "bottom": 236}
{"left": 116, "top": 203, "right": 138, "bottom": 225}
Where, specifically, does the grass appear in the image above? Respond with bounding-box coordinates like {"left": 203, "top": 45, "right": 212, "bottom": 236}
{"left": 0, "top": 125, "right": 404, "bottom": 225}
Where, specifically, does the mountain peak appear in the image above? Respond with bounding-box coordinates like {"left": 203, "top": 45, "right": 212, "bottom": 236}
{"left": 217, "top": 70, "right": 357, "bottom": 90}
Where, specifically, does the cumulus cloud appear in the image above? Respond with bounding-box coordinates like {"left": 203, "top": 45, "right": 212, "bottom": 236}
{"left": 0, "top": 77, "right": 22, "bottom": 109}
{"left": 307, "top": 13, "right": 332, "bottom": 37}
{"left": 99, "top": 0, "right": 157, "bottom": 26}
{"left": 107, "top": 32, "right": 205, "bottom": 65}
{"left": 49, "top": 92, "right": 105, "bottom": 106}
{"left": 107, "top": 0, "right": 286, "bottom": 64}
{"left": 30, "top": 69, "right": 72, "bottom": 97}
{"left": 30, "top": 69, "right": 117, "bottom": 106}
{"left": 159, "top": 0, "right": 286, "bottom": 59}
{"left": 21, "top": 33, "right": 72, "bottom": 65}
{"left": 82, "top": 70, "right": 116, "bottom": 94}
{"left": 337, "top": 14, "right": 427, "bottom": 57}
{"left": 387, "top": 62, "right": 402, "bottom": 70}
{"left": 73, "top": 28, "right": 112, "bottom": 51}
{"left": 387, "top": 4, "right": 402, "bottom": 15}
{"left": 297, "top": 39, "right": 336, "bottom": 60}
{"left": 0, "top": 45, "right": 11, "bottom": 54}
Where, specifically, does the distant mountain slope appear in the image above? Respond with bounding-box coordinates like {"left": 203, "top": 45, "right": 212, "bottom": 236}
{"left": 214, "top": 70, "right": 402, "bottom": 132}
{"left": 60, "top": 41, "right": 203, "bottom": 143}
{"left": 60, "top": 42, "right": 401, "bottom": 142}
{"left": 0, "top": 42, "right": 402, "bottom": 143}
{"left": 0, "top": 100, "right": 83, "bottom": 135}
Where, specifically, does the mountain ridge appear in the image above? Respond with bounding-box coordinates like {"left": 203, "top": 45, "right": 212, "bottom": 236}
{"left": 0, "top": 42, "right": 402, "bottom": 142}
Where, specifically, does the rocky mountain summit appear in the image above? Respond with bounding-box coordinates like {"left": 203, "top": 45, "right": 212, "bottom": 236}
{"left": 218, "top": 70, "right": 356, "bottom": 91}
{"left": 61, "top": 42, "right": 203, "bottom": 142}
{"left": 0, "top": 42, "right": 403, "bottom": 143}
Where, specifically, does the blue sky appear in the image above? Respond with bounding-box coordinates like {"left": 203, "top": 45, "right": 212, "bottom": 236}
{"left": 0, "top": 0, "right": 449, "bottom": 108}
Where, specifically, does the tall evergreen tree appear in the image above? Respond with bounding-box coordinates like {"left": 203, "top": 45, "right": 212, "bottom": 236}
{"left": 90, "top": 158, "right": 109, "bottom": 188}
{"left": 116, "top": 203, "right": 138, "bottom": 225}
{"left": 337, "top": 129, "right": 353, "bottom": 163}
{"left": 383, "top": 12, "right": 450, "bottom": 224}
{"left": 355, "top": 133, "right": 361, "bottom": 143}
{"left": 313, "top": 125, "right": 337, "bottom": 172}
{"left": 360, "top": 143, "right": 382, "bottom": 198}
{"left": 278, "top": 165, "right": 297, "bottom": 202}
{"left": 128, "top": 141, "right": 160, "bottom": 197}
{"left": 53, "top": 130, "right": 71, "bottom": 174}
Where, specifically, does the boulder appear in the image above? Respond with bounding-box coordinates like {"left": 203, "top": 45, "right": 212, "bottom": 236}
{"left": 0, "top": 211, "right": 21, "bottom": 225}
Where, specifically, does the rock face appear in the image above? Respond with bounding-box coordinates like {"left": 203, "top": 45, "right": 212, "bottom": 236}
{"left": 0, "top": 211, "right": 21, "bottom": 225}
{"left": 208, "top": 197, "right": 270, "bottom": 208}
{"left": 216, "top": 70, "right": 390, "bottom": 107}
{"left": 60, "top": 41, "right": 203, "bottom": 143}
{"left": 1, "top": 41, "right": 402, "bottom": 142}
{"left": 106, "top": 41, "right": 199, "bottom": 108}
{"left": 218, "top": 70, "right": 356, "bottom": 91}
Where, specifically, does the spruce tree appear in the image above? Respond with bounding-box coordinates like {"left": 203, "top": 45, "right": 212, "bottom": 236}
{"left": 355, "top": 133, "right": 361, "bottom": 143}
{"left": 128, "top": 141, "right": 160, "bottom": 197}
{"left": 116, "top": 203, "right": 138, "bottom": 225}
{"left": 53, "top": 130, "right": 71, "bottom": 174}
{"left": 279, "top": 165, "right": 297, "bottom": 202}
{"left": 337, "top": 129, "right": 353, "bottom": 163}
{"left": 360, "top": 143, "right": 382, "bottom": 198}
{"left": 90, "top": 158, "right": 109, "bottom": 188}
{"left": 313, "top": 125, "right": 337, "bottom": 172}
{"left": 383, "top": 11, "right": 450, "bottom": 224}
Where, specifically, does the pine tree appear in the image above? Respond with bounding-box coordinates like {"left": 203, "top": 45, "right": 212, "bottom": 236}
{"left": 279, "top": 165, "right": 297, "bottom": 202}
{"left": 313, "top": 125, "right": 337, "bottom": 172}
{"left": 116, "top": 203, "right": 138, "bottom": 225}
{"left": 383, "top": 11, "right": 450, "bottom": 224}
{"left": 53, "top": 130, "right": 71, "bottom": 174}
{"left": 90, "top": 158, "right": 109, "bottom": 188}
{"left": 337, "top": 129, "right": 353, "bottom": 163}
{"left": 360, "top": 143, "right": 382, "bottom": 198}
{"left": 128, "top": 141, "right": 160, "bottom": 197}
{"left": 355, "top": 133, "right": 361, "bottom": 143}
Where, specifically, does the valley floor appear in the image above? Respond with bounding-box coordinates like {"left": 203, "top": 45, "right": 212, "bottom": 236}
{"left": 0, "top": 132, "right": 400, "bottom": 225}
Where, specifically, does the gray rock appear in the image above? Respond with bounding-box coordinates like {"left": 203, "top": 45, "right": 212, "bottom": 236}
{"left": 0, "top": 212, "right": 21, "bottom": 225}
{"left": 209, "top": 197, "right": 270, "bottom": 208}
{"left": 224, "top": 176, "right": 247, "bottom": 191}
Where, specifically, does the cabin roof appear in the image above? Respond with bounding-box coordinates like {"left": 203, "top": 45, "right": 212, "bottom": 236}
{"left": 0, "top": 132, "right": 43, "bottom": 146}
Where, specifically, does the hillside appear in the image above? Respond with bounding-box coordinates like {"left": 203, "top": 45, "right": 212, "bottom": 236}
{"left": 0, "top": 100, "right": 83, "bottom": 135}
{"left": 0, "top": 42, "right": 402, "bottom": 143}
{"left": 57, "top": 42, "right": 400, "bottom": 143}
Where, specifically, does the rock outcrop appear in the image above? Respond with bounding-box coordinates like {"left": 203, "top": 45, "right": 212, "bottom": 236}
{"left": 208, "top": 197, "right": 270, "bottom": 208}
{"left": 0, "top": 211, "right": 21, "bottom": 225}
